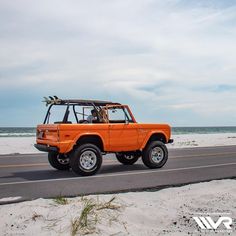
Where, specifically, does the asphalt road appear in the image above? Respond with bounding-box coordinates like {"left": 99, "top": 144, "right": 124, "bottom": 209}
{"left": 0, "top": 145, "right": 236, "bottom": 203}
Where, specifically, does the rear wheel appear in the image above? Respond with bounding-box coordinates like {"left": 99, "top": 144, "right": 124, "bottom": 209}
{"left": 142, "top": 141, "right": 168, "bottom": 168}
{"left": 116, "top": 153, "right": 139, "bottom": 165}
{"left": 70, "top": 143, "right": 102, "bottom": 176}
{"left": 48, "top": 152, "right": 70, "bottom": 170}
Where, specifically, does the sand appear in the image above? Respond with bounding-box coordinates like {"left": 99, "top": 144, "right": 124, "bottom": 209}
{"left": 169, "top": 133, "right": 236, "bottom": 149}
{"left": 0, "top": 179, "right": 235, "bottom": 235}
{"left": 0, "top": 137, "right": 39, "bottom": 155}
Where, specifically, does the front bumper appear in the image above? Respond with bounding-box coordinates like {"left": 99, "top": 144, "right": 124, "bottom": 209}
{"left": 34, "top": 144, "right": 59, "bottom": 153}
{"left": 168, "top": 139, "right": 174, "bottom": 144}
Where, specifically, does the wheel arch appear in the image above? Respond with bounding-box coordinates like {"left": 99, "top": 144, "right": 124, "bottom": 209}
{"left": 141, "top": 132, "right": 167, "bottom": 150}
{"left": 74, "top": 134, "right": 104, "bottom": 152}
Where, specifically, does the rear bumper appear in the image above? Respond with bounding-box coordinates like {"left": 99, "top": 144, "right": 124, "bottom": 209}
{"left": 168, "top": 139, "right": 174, "bottom": 144}
{"left": 34, "top": 144, "right": 59, "bottom": 153}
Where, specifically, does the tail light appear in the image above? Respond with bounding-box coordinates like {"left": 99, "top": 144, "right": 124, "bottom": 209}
{"left": 37, "top": 130, "right": 45, "bottom": 139}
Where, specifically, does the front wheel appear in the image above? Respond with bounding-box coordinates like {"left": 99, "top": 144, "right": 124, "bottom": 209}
{"left": 116, "top": 153, "right": 139, "bottom": 165}
{"left": 48, "top": 152, "right": 70, "bottom": 170}
{"left": 70, "top": 144, "right": 102, "bottom": 176}
{"left": 142, "top": 141, "right": 168, "bottom": 169}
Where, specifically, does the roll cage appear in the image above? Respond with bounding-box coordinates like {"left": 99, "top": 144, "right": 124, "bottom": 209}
{"left": 43, "top": 97, "right": 136, "bottom": 124}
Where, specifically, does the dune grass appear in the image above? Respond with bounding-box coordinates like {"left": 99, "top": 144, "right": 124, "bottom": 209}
{"left": 71, "top": 196, "right": 121, "bottom": 236}
{"left": 54, "top": 196, "right": 68, "bottom": 205}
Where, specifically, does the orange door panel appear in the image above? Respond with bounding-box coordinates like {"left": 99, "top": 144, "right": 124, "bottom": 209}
{"left": 108, "top": 123, "right": 138, "bottom": 151}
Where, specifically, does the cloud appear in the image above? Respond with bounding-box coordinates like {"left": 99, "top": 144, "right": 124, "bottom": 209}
{"left": 0, "top": 0, "right": 236, "bottom": 126}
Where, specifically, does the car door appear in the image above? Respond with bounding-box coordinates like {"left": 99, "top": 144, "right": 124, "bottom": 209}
{"left": 107, "top": 107, "right": 139, "bottom": 151}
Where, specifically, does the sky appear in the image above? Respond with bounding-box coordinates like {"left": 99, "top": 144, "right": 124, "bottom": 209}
{"left": 0, "top": 0, "right": 236, "bottom": 127}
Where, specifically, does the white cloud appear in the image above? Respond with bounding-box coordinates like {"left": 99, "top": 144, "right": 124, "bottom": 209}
{"left": 0, "top": 0, "right": 236, "bottom": 125}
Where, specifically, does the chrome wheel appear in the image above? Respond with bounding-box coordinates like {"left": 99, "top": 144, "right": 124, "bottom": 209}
{"left": 150, "top": 147, "right": 164, "bottom": 164}
{"left": 56, "top": 154, "right": 69, "bottom": 165}
{"left": 79, "top": 150, "right": 97, "bottom": 170}
{"left": 70, "top": 144, "right": 102, "bottom": 176}
{"left": 142, "top": 141, "right": 168, "bottom": 169}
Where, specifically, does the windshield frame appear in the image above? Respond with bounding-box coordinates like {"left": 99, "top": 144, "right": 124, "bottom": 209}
{"left": 104, "top": 105, "right": 137, "bottom": 123}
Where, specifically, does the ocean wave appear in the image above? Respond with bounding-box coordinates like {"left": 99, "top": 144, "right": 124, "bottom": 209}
{"left": 0, "top": 133, "right": 36, "bottom": 137}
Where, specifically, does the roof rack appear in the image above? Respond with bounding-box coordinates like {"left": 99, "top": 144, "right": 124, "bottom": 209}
{"left": 42, "top": 96, "right": 120, "bottom": 106}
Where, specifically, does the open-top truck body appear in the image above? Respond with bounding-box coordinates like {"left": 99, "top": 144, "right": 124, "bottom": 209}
{"left": 35, "top": 97, "right": 173, "bottom": 176}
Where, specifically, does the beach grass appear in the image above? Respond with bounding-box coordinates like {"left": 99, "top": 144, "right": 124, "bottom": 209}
{"left": 54, "top": 196, "right": 68, "bottom": 205}
{"left": 71, "top": 196, "right": 121, "bottom": 235}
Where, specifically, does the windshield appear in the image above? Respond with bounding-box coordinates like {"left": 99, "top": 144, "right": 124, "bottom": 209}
{"left": 107, "top": 107, "right": 134, "bottom": 123}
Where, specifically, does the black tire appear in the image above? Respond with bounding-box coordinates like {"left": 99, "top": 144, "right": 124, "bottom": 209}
{"left": 70, "top": 143, "right": 102, "bottom": 176}
{"left": 48, "top": 152, "right": 70, "bottom": 170}
{"left": 142, "top": 141, "right": 168, "bottom": 169}
{"left": 116, "top": 153, "right": 139, "bottom": 165}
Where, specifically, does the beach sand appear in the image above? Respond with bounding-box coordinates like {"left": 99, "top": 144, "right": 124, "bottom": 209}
{"left": 0, "top": 179, "right": 235, "bottom": 235}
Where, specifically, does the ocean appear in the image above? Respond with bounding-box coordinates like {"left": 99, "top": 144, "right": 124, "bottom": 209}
{"left": 0, "top": 126, "right": 236, "bottom": 137}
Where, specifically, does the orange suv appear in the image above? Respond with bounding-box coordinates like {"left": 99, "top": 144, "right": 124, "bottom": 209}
{"left": 35, "top": 97, "right": 173, "bottom": 176}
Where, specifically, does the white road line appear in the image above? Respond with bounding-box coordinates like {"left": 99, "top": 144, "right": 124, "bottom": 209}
{"left": 0, "top": 162, "right": 235, "bottom": 186}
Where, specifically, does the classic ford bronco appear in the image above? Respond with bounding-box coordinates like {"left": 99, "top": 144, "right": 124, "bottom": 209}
{"left": 35, "top": 97, "right": 173, "bottom": 176}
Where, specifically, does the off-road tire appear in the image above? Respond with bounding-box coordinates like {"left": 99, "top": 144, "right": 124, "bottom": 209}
{"left": 48, "top": 152, "right": 70, "bottom": 170}
{"left": 116, "top": 153, "right": 139, "bottom": 165}
{"left": 70, "top": 143, "right": 102, "bottom": 176}
{"left": 142, "top": 141, "right": 168, "bottom": 169}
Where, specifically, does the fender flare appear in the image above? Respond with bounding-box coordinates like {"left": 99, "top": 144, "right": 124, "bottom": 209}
{"left": 66, "top": 132, "right": 106, "bottom": 153}
{"left": 141, "top": 131, "right": 168, "bottom": 150}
